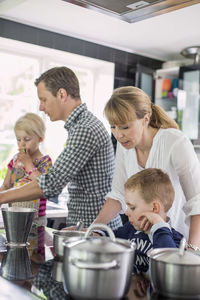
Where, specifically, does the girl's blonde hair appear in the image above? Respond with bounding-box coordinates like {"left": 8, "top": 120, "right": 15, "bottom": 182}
{"left": 14, "top": 113, "right": 45, "bottom": 140}
{"left": 104, "top": 86, "right": 178, "bottom": 129}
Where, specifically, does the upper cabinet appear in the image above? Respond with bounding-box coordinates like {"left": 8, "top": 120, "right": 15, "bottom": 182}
{"left": 155, "top": 66, "right": 179, "bottom": 121}
{"left": 155, "top": 63, "right": 200, "bottom": 145}
{"left": 179, "top": 64, "right": 200, "bottom": 144}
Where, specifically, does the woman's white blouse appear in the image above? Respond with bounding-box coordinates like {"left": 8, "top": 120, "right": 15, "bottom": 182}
{"left": 106, "top": 128, "right": 200, "bottom": 239}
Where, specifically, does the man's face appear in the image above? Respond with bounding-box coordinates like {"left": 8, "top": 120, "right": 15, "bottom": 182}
{"left": 37, "top": 81, "right": 61, "bottom": 121}
{"left": 125, "top": 189, "right": 153, "bottom": 231}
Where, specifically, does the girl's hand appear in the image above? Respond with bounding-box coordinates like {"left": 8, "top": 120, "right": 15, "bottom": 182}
{"left": 138, "top": 212, "right": 164, "bottom": 232}
{"left": 17, "top": 148, "right": 33, "bottom": 169}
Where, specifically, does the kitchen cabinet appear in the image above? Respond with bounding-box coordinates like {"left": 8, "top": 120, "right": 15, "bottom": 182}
{"left": 155, "top": 67, "right": 179, "bottom": 121}
{"left": 179, "top": 64, "right": 200, "bottom": 144}
{"left": 129, "top": 63, "right": 155, "bottom": 100}
{"left": 115, "top": 63, "right": 155, "bottom": 100}
{"left": 155, "top": 64, "right": 200, "bottom": 154}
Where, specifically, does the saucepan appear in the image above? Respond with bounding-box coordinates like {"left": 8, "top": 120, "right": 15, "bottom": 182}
{"left": 53, "top": 221, "right": 85, "bottom": 258}
{"left": 148, "top": 238, "right": 200, "bottom": 298}
{"left": 62, "top": 223, "right": 136, "bottom": 300}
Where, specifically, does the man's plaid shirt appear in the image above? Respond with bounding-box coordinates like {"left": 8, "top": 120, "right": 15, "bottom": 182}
{"left": 37, "top": 103, "right": 122, "bottom": 229}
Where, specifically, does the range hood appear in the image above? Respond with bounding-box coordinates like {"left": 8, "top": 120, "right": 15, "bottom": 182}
{"left": 62, "top": 0, "right": 199, "bottom": 23}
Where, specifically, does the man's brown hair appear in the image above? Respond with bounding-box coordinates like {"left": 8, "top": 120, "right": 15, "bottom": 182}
{"left": 124, "top": 168, "right": 174, "bottom": 212}
{"left": 35, "top": 66, "right": 80, "bottom": 99}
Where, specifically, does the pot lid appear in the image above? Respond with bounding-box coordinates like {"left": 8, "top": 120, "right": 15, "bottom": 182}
{"left": 63, "top": 224, "right": 135, "bottom": 253}
{"left": 152, "top": 249, "right": 200, "bottom": 265}
{"left": 71, "top": 236, "right": 131, "bottom": 253}
{"left": 148, "top": 239, "right": 200, "bottom": 265}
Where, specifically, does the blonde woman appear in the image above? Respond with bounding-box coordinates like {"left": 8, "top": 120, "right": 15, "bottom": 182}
{"left": 94, "top": 86, "right": 200, "bottom": 251}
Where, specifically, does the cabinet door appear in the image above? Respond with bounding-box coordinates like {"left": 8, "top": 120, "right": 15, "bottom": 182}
{"left": 135, "top": 64, "right": 155, "bottom": 101}
{"left": 179, "top": 64, "right": 200, "bottom": 142}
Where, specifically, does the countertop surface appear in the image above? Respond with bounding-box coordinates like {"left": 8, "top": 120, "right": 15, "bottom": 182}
{"left": 0, "top": 227, "right": 195, "bottom": 300}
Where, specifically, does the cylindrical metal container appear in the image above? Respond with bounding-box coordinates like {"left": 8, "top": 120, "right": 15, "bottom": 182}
{"left": 2, "top": 207, "right": 36, "bottom": 246}
{"left": 1, "top": 245, "right": 33, "bottom": 281}
{"left": 63, "top": 224, "right": 136, "bottom": 300}
{"left": 148, "top": 245, "right": 200, "bottom": 299}
{"left": 53, "top": 230, "right": 85, "bottom": 258}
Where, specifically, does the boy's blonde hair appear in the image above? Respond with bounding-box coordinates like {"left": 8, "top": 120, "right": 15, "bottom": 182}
{"left": 104, "top": 86, "right": 178, "bottom": 129}
{"left": 124, "top": 168, "right": 174, "bottom": 212}
{"left": 14, "top": 113, "right": 45, "bottom": 140}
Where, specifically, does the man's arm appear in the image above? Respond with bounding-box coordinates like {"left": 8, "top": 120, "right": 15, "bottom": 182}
{"left": 0, "top": 180, "right": 43, "bottom": 205}
{"left": 93, "top": 197, "right": 122, "bottom": 225}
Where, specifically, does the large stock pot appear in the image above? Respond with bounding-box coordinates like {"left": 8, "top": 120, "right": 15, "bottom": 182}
{"left": 148, "top": 239, "right": 200, "bottom": 299}
{"left": 63, "top": 224, "right": 136, "bottom": 300}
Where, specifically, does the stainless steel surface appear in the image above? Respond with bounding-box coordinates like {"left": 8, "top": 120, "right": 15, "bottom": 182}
{"left": 63, "top": 224, "right": 136, "bottom": 300}
{"left": 181, "top": 46, "right": 200, "bottom": 64}
{"left": 53, "top": 230, "right": 85, "bottom": 258}
{"left": 62, "top": 0, "right": 198, "bottom": 23}
{"left": 75, "top": 220, "right": 84, "bottom": 231}
{"left": 1, "top": 245, "right": 33, "bottom": 281}
{"left": 148, "top": 247, "right": 200, "bottom": 298}
{"left": 52, "top": 257, "right": 63, "bottom": 282}
{"left": 0, "top": 276, "right": 39, "bottom": 300}
{"left": 179, "top": 237, "right": 186, "bottom": 256}
{"left": 2, "top": 207, "right": 36, "bottom": 245}
{"left": 85, "top": 223, "right": 116, "bottom": 241}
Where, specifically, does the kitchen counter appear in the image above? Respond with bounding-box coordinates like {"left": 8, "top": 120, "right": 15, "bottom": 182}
{"left": 0, "top": 228, "right": 193, "bottom": 300}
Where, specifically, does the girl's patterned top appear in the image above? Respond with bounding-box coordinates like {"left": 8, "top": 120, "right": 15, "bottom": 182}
{"left": 8, "top": 155, "right": 52, "bottom": 217}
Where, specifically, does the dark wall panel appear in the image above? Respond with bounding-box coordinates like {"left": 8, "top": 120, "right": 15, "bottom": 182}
{"left": 0, "top": 18, "right": 163, "bottom": 86}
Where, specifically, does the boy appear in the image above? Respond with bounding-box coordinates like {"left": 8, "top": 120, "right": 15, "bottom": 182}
{"left": 103, "top": 168, "right": 183, "bottom": 273}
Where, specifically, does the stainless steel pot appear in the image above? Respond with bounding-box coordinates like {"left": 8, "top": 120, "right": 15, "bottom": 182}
{"left": 53, "top": 230, "right": 85, "bottom": 258}
{"left": 63, "top": 223, "right": 136, "bottom": 300}
{"left": 148, "top": 238, "right": 200, "bottom": 299}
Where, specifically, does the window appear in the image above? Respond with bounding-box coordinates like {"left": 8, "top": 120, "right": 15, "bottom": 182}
{"left": 0, "top": 37, "right": 114, "bottom": 190}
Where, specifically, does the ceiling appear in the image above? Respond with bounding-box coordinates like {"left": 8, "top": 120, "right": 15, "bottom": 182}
{"left": 0, "top": 0, "right": 200, "bottom": 61}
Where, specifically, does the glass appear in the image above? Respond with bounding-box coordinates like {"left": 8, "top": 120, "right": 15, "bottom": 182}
{"left": 0, "top": 51, "right": 39, "bottom": 169}
{"left": 182, "top": 70, "right": 200, "bottom": 140}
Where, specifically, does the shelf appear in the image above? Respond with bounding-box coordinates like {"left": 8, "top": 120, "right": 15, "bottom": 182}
{"left": 155, "top": 98, "right": 177, "bottom": 112}
{"left": 156, "top": 67, "right": 179, "bottom": 77}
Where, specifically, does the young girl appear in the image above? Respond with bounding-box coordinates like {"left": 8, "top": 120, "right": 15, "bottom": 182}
{"left": 0, "top": 113, "right": 52, "bottom": 258}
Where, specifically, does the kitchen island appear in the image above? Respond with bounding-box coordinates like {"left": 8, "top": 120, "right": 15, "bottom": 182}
{"left": 0, "top": 227, "right": 191, "bottom": 300}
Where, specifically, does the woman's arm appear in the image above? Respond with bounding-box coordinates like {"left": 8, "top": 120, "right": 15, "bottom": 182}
{"left": 188, "top": 215, "right": 200, "bottom": 248}
{"left": 0, "top": 169, "right": 12, "bottom": 191}
{"left": 171, "top": 134, "right": 200, "bottom": 246}
{"left": 93, "top": 197, "right": 122, "bottom": 225}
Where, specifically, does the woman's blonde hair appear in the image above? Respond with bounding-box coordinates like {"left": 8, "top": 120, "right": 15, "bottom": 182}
{"left": 14, "top": 113, "right": 45, "bottom": 140}
{"left": 125, "top": 168, "right": 174, "bottom": 212}
{"left": 104, "top": 86, "right": 178, "bottom": 129}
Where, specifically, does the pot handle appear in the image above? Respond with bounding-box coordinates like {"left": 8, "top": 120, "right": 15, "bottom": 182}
{"left": 85, "top": 223, "right": 116, "bottom": 241}
{"left": 70, "top": 257, "right": 119, "bottom": 270}
{"left": 179, "top": 238, "right": 187, "bottom": 256}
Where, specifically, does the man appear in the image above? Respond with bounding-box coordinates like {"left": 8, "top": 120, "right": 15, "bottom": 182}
{"left": 0, "top": 67, "right": 122, "bottom": 229}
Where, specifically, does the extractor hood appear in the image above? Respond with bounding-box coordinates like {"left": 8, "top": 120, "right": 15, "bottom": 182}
{"left": 62, "top": 0, "right": 199, "bottom": 23}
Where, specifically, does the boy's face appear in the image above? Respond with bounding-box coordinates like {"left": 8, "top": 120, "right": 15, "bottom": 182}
{"left": 125, "top": 189, "right": 153, "bottom": 231}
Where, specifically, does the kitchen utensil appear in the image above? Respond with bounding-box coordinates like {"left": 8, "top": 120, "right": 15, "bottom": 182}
{"left": 75, "top": 220, "right": 84, "bottom": 231}
{"left": 63, "top": 223, "right": 136, "bottom": 300}
{"left": 53, "top": 221, "right": 85, "bottom": 258}
{"left": 148, "top": 238, "right": 200, "bottom": 298}
{"left": 0, "top": 245, "right": 33, "bottom": 281}
{"left": 2, "top": 207, "right": 36, "bottom": 246}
